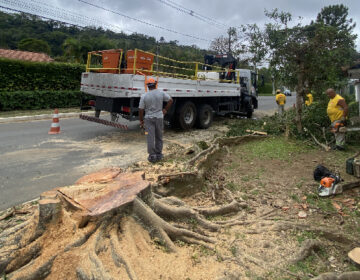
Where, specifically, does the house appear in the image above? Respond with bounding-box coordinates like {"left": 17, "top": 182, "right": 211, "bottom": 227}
{"left": 0, "top": 48, "right": 53, "bottom": 62}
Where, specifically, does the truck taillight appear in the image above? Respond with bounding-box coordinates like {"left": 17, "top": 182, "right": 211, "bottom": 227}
{"left": 121, "top": 106, "right": 130, "bottom": 113}
{"left": 88, "top": 100, "right": 96, "bottom": 106}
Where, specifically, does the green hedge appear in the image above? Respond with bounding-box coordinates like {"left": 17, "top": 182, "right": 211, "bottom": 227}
{"left": 0, "top": 90, "right": 87, "bottom": 111}
{"left": 258, "top": 82, "right": 272, "bottom": 94}
{"left": 0, "top": 58, "right": 85, "bottom": 91}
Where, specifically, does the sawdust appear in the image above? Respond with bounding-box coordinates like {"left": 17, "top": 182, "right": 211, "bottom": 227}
{"left": 2, "top": 120, "right": 360, "bottom": 279}
{"left": 109, "top": 217, "right": 229, "bottom": 280}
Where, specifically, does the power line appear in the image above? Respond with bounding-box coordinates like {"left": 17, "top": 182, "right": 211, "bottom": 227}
{"left": 1, "top": 0, "right": 134, "bottom": 34}
{"left": 77, "top": 0, "right": 211, "bottom": 42}
{"left": 0, "top": 4, "right": 88, "bottom": 29}
{"left": 0, "top": 3, "right": 206, "bottom": 54}
{"left": 155, "top": 0, "right": 228, "bottom": 29}
{"left": 29, "top": 0, "right": 136, "bottom": 33}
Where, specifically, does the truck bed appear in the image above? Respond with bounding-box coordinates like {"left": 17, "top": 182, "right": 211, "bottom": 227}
{"left": 80, "top": 73, "right": 240, "bottom": 98}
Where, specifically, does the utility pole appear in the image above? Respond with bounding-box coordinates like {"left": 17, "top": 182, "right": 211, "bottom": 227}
{"left": 228, "top": 30, "right": 231, "bottom": 54}
{"left": 156, "top": 43, "right": 159, "bottom": 75}
{"left": 227, "top": 27, "right": 235, "bottom": 55}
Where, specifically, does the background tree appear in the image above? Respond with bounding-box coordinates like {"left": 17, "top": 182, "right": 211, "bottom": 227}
{"left": 239, "top": 24, "right": 268, "bottom": 71}
{"left": 17, "top": 38, "right": 51, "bottom": 54}
{"left": 264, "top": 6, "right": 357, "bottom": 132}
{"left": 209, "top": 27, "right": 241, "bottom": 56}
{"left": 0, "top": 11, "right": 207, "bottom": 63}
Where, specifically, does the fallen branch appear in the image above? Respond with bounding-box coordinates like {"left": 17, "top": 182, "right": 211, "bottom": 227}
{"left": 304, "top": 127, "right": 331, "bottom": 151}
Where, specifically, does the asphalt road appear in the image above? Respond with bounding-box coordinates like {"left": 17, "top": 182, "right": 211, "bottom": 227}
{"left": 0, "top": 94, "right": 296, "bottom": 211}
{"left": 257, "top": 94, "right": 296, "bottom": 112}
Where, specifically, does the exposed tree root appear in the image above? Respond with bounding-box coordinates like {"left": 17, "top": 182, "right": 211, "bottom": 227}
{"left": 272, "top": 222, "right": 358, "bottom": 245}
{"left": 133, "top": 197, "right": 215, "bottom": 252}
{"left": 291, "top": 239, "right": 323, "bottom": 264}
{"left": 194, "top": 200, "right": 245, "bottom": 217}
{"left": 0, "top": 207, "right": 30, "bottom": 221}
{"left": 153, "top": 199, "right": 220, "bottom": 231}
{"left": 109, "top": 226, "right": 138, "bottom": 280}
{"left": 188, "top": 143, "right": 219, "bottom": 166}
{"left": 311, "top": 271, "right": 360, "bottom": 280}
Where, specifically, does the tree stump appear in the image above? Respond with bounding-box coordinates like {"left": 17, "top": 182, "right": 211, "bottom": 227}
{"left": 0, "top": 136, "right": 267, "bottom": 279}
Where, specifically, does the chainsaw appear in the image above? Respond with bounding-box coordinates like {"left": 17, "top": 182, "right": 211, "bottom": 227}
{"left": 331, "top": 121, "right": 360, "bottom": 133}
{"left": 339, "top": 126, "right": 360, "bottom": 132}
{"left": 314, "top": 165, "right": 342, "bottom": 197}
{"left": 318, "top": 175, "right": 342, "bottom": 196}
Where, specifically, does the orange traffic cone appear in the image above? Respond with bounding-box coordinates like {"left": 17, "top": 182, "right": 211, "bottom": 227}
{"left": 48, "top": 109, "right": 60, "bottom": 134}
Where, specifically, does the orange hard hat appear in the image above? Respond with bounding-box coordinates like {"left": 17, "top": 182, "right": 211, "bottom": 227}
{"left": 145, "top": 77, "right": 156, "bottom": 85}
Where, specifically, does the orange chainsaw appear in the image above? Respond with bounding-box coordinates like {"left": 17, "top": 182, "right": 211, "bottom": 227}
{"left": 314, "top": 165, "right": 342, "bottom": 197}
{"left": 332, "top": 122, "right": 360, "bottom": 133}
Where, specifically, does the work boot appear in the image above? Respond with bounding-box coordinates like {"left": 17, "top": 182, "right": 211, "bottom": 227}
{"left": 156, "top": 154, "right": 164, "bottom": 161}
{"left": 148, "top": 155, "right": 157, "bottom": 163}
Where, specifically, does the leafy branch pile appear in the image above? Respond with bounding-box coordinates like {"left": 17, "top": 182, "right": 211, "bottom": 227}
{"left": 227, "top": 95, "right": 360, "bottom": 145}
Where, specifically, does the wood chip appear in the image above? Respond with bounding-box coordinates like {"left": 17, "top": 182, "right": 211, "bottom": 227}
{"left": 301, "top": 204, "right": 308, "bottom": 210}
{"left": 298, "top": 211, "right": 307, "bottom": 219}
{"left": 332, "top": 201, "right": 342, "bottom": 211}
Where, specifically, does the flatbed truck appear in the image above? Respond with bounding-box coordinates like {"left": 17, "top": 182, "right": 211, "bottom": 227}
{"left": 80, "top": 49, "right": 258, "bottom": 130}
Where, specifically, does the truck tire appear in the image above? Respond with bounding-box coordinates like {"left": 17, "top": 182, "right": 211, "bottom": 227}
{"left": 177, "top": 101, "right": 197, "bottom": 130}
{"left": 196, "top": 104, "right": 213, "bottom": 129}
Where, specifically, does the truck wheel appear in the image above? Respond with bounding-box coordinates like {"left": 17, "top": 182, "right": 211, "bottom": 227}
{"left": 177, "top": 101, "right": 197, "bottom": 130}
{"left": 196, "top": 104, "right": 213, "bottom": 129}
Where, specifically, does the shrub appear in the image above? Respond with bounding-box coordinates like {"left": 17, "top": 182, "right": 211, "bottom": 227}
{"left": 0, "top": 90, "right": 88, "bottom": 111}
{"left": 258, "top": 82, "right": 273, "bottom": 94}
{"left": 0, "top": 58, "right": 85, "bottom": 91}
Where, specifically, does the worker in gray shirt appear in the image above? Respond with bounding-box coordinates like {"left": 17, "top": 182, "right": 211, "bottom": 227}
{"left": 139, "top": 77, "right": 173, "bottom": 163}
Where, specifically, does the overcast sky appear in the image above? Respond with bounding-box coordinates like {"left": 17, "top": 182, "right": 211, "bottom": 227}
{"left": 1, "top": 0, "right": 360, "bottom": 49}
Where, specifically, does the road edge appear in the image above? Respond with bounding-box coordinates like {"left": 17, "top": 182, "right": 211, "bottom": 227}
{"left": 0, "top": 111, "right": 95, "bottom": 124}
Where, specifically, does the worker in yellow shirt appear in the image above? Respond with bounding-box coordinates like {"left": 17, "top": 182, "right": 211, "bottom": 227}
{"left": 326, "top": 88, "right": 348, "bottom": 150}
{"left": 275, "top": 89, "right": 286, "bottom": 115}
{"left": 305, "top": 92, "right": 313, "bottom": 106}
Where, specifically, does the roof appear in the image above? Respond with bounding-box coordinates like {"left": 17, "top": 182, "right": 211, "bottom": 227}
{"left": 0, "top": 49, "right": 54, "bottom": 62}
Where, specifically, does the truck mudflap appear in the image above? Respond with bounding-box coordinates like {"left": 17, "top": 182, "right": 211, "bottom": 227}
{"left": 79, "top": 114, "right": 128, "bottom": 130}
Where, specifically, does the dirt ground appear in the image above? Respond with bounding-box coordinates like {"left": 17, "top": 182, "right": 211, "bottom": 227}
{"left": 1, "top": 119, "right": 360, "bottom": 280}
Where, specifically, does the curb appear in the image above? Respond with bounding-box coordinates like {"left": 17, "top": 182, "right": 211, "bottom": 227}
{"left": 0, "top": 111, "right": 95, "bottom": 124}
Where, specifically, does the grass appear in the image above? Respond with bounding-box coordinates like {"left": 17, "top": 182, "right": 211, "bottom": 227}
{"left": 0, "top": 107, "right": 84, "bottom": 118}
{"left": 233, "top": 136, "right": 312, "bottom": 162}
{"left": 305, "top": 193, "right": 336, "bottom": 213}
{"left": 290, "top": 194, "right": 301, "bottom": 203}
{"left": 295, "top": 230, "right": 318, "bottom": 244}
